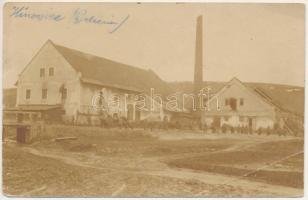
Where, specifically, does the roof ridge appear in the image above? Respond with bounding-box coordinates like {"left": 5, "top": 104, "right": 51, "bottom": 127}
{"left": 48, "top": 40, "right": 168, "bottom": 94}
{"left": 52, "top": 42, "right": 151, "bottom": 73}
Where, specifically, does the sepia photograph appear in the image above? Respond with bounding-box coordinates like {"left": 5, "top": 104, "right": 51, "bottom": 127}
{"left": 2, "top": 2, "right": 305, "bottom": 197}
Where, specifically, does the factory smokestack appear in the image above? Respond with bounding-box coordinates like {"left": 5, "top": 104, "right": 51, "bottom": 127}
{"left": 194, "top": 15, "right": 203, "bottom": 112}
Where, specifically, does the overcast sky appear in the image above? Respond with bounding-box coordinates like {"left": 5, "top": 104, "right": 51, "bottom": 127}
{"left": 3, "top": 3, "right": 305, "bottom": 88}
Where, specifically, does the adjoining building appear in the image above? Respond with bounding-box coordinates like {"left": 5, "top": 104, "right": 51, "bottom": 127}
{"left": 201, "top": 77, "right": 304, "bottom": 134}
{"left": 202, "top": 77, "right": 277, "bottom": 130}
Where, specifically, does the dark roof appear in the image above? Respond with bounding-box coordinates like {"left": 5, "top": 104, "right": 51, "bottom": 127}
{"left": 52, "top": 42, "right": 170, "bottom": 95}
{"left": 247, "top": 82, "right": 304, "bottom": 116}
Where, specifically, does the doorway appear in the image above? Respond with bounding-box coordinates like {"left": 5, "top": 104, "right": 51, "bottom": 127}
{"left": 248, "top": 118, "right": 253, "bottom": 128}
{"left": 135, "top": 105, "right": 141, "bottom": 121}
{"left": 16, "top": 126, "right": 29, "bottom": 143}
{"left": 127, "top": 104, "right": 134, "bottom": 121}
{"left": 248, "top": 117, "right": 254, "bottom": 134}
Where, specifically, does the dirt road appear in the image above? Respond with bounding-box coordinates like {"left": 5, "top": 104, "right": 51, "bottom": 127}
{"left": 3, "top": 127, "right": 304, "bottom": 197}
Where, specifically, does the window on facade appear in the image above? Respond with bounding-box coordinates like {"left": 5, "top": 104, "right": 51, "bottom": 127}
{"left": 26, "top": 89, "right": 31, "bottom": 99}
{"left": 225, "top": 98, "right": 229, "bottom": 106}
{"left": 40, "top": 68, "right": 45, "bottom": 77}
{"left": 240, "top": 98, "right": 244, "bottom": 106}
{"left": 111, "top": 96, "right": 120, "bottom": 107}
{"left": 203, "top": 97, "right": 208, "bottom": 107}
{"left": 61, "top": 88, "right": 67, "bottom": 100}
{"left": 113, "top": 96, "right": 119, "bottom": 102}
{"left": 98, "top": 91, "right": 104, "bottom": 106}
{"left": 42, "top": 88, "right": 47, "bottom": 99}
{"left": 49, "top": 67, "right": 54, "bottom": 76}
{"left": 229, "top": 98, "right": 237, "bottom": 111}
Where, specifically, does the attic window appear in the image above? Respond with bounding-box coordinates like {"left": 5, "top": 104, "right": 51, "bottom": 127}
{"left": 49, "top": 67, "right": 54, "bottom": 76}
{"left": 26, "top": 89, "right": 31, "bottom": 99}
{"left": 40, "top": 68, "right": 45, "bottom": 77}
{"left": 240, "top": 98, "right": 244, "bottom": 106}
{"left": 229, "top": 98, "right": 237, "bottom": 111}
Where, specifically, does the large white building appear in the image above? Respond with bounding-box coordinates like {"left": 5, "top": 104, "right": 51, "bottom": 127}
{"left": 15, "top": 40, "right": 169, "bottom": 124}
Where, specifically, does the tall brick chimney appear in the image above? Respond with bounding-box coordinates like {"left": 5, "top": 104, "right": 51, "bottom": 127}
{"left": 194, "top": 15, "right": 203, "bottom": 113}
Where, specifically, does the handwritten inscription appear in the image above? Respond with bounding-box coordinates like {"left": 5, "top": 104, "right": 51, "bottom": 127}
{"left": 10, "top": 6, "right": 64, "bottom": 21}
{"left": 9, "top": 6, "right": 129, "bottom": 33}
{"left": 72, "top": 8, "right": 117, "bottom": 25}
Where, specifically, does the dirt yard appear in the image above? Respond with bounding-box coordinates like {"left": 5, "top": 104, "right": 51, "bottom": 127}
{"left": 2, "top": 125, "right": 304, "bottom": 197}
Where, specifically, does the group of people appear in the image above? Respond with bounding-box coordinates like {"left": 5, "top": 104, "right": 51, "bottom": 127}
{"left": 202, "top": 123, "right": 289, "bottom": 136}
{"left": 98, "top": 113, "right": 133, "bottom": 129}
{"left": 95, "top": 114, "right": 170, "bottom": 130}
{"left": 80, "top": 113, "right": 293, "bottom": 136}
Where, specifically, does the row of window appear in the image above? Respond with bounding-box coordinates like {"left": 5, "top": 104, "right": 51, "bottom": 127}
{"left": 224, "top": 98, "right": 244, "bottom": 111}
{"left": 40, "top": 67, "right": 54, "bottom": 77}
{"left": 25, "top": 88, "right": 67, "bottom": 100}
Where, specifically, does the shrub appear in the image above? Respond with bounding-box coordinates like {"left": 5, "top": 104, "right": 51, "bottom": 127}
{"left": 221, "top": 124, "right": 228, "bottom": 134}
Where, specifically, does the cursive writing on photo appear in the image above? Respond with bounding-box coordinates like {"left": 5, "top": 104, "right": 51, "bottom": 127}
{"left": 9, "top": 6, "right": 129, "bottom": 33}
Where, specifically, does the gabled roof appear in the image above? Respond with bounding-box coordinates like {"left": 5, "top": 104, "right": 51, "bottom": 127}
{"left": 50, "top": 41, "right": 169, "bottom": 95}
{"left": 205, "top": 77, "right": 277, "bottom": 109}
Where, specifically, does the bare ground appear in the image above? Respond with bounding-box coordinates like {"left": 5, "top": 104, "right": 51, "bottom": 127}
{"left": 2, "top": 125, "right": 304, "bottom": 197}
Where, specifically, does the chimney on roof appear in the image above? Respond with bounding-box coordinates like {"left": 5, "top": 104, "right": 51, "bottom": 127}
{"left": 194, "top": 15, "right": 203, "bottom": 112}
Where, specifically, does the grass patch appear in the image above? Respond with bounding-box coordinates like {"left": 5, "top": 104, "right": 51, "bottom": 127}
{"left": 167, "top": 139, "right": 304, "bottom": 188}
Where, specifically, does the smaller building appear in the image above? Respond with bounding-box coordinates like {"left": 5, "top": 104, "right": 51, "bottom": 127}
{"left": 201, "top": 77, "right": 286, "bottom": 132}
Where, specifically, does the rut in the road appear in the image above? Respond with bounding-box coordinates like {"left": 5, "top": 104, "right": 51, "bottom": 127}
{"left": 18, "top": 140, "right": 302, "bottom": 197}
